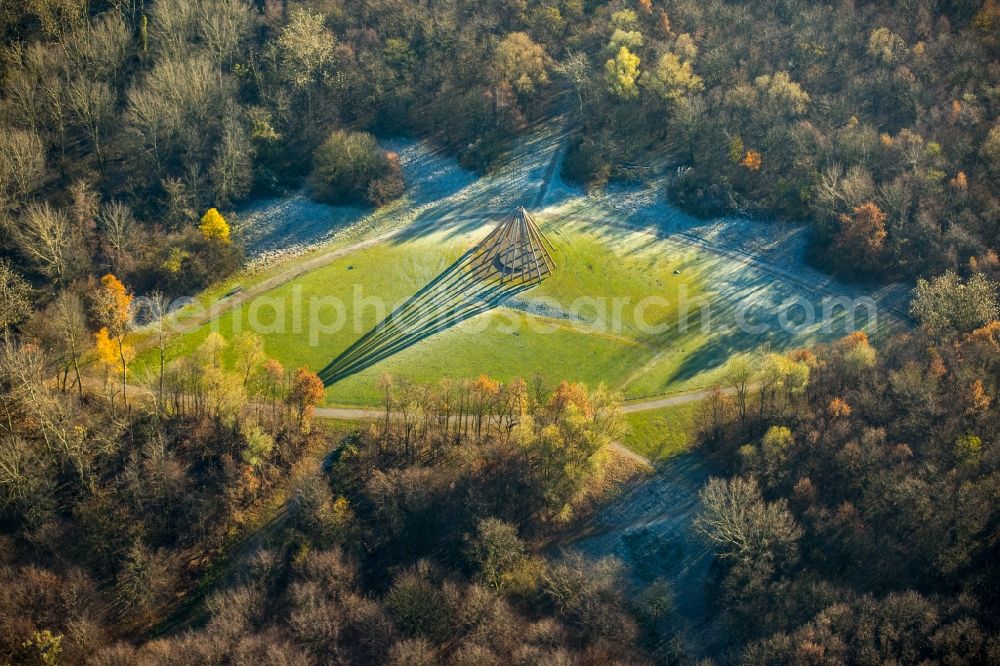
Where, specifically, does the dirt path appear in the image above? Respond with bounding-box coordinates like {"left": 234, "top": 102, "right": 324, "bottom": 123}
{"left": 312, "top": 384, "right": 737, "bottom": 466}
{"left": 532, "top": 116, "right": 571, "bottom": 208}
{"left": 315, "top": 384, "right": 727, "bottom": 422}
{"left": 620, "top": 386, "right": 736, "bottom": 414}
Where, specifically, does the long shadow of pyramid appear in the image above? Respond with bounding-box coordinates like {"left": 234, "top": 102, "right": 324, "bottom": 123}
{"left": 319, "top": 207, "right": 557, "bottom": 386}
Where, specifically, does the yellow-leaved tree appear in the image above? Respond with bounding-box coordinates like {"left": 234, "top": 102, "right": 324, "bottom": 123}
{"left": 605, "top": 46, "right": 641, "bottom": 100}
{"left": 92, "top": 274, "right": 134, "bottom": 411}
{"left": 200, "top": 207, "right": 231, "bottom": 243}
{"left": 643, "top": 52, "right": 702, "bottom": 103}
{"left": 492, "top": 32, "right": 549, "bottom": 95}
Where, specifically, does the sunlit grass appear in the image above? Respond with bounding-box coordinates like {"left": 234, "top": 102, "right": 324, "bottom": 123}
{"left": 621, "top": 401, "right": 702, "bottom": 461}
{"left": 137, "top": 208, "right": 882, "bottom": 407}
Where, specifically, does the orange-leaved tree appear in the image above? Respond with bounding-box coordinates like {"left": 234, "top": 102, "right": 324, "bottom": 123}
{"left": 548, "top": 380, "right": 594, "bottom": 420}
{"left": 741, "top": 150, "right": 762, "bottom": 171}
{"left": 92, "top": 273, "right": 134, "bottom": 411}
{"left": 287, "top": 367, "right": 324, "bottom": 429}
{"left": 833, "top": 201, "right": 887, "bottom": 272}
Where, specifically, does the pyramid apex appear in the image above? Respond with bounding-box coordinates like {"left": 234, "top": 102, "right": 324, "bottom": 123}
{"left": 470, "top": 205, "right": 557, "bottom": 285}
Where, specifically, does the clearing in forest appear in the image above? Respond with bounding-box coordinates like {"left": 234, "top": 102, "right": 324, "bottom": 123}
{"left": 139, "top": 117, "right": 900, "bottom": 407}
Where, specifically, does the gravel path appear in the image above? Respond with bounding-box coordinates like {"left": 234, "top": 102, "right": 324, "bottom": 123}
{"left": 314, "top": 384, "right": 734, "bottom": 424}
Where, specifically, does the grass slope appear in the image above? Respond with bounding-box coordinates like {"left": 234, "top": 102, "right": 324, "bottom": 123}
{"left": 622, "top": 401, "right": 702, "bottom": 461}
{"left": 139, "top": 209, "right": 882, "bottom": 406}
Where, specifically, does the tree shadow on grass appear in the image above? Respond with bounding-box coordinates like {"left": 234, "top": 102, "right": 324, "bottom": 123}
{"left": 318, "top": 246, "right": 538, "bottom": 385}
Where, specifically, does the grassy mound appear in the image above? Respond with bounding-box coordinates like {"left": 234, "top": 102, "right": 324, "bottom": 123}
{"left": 140, "top": 210, "right": 882, "bottom": 407}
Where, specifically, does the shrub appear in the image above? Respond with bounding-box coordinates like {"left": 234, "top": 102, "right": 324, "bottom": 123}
{"left": 367, "top": 151, "right": 405, "bottom": 207}
{"left": 309, "top": 131, "right": 403, "bottom": 207}
{"left": 561, "top": 138, "right": 610, "bottom": 190}
{"left": 465, "top": 518, "right": 525, "bottom": 590}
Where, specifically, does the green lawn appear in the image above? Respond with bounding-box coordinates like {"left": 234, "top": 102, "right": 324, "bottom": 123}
{"left": 144, "top": 193, "right": 422, "bottom": 333}
{"left": 622, "top": 401, "right": 702, "bottom": 461}
{"left": 137, "top": 217, "right": 715, "bottom": 405}
{"left": 137, "top": 210, "right": 882, "bottom": 407}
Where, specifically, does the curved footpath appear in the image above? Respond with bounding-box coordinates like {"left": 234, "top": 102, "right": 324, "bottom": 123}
{"left": 314, "top": 385, "right": 738, "bottom": 467}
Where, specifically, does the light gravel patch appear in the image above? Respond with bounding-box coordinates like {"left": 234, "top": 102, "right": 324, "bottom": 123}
{"left": 547, "top": 182, "right": 911, "bottom": 328}
{"left": 502, "top": 295, "right": 592, "bottom": 324}
{"left": 231, "top": 115, "right": 575, "bottom": 274}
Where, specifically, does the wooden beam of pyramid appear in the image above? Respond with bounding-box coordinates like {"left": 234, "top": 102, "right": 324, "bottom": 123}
{"left": 469, "top": 206, "right": 556, "bottom": 286}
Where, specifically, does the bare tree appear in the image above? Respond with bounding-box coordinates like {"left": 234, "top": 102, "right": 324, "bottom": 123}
{"left": 0, "top": 260, "right": 32, "bottom": 332}
{"left": 145, "top": 292, "right": 172, "bottom": 412}
{"left": 10, "top": 41, "right": 72, "bottom": 155}
{"left": 0, "top": 436, "right": 42, "bottom": 518}
{"left": 554, "top": 51, "right": 591, "bottom": 116}
{"left": 199, "top": 0, "right": 254, "bottom": 67}
{"left": 9, "top": 203, "right": 85, "bottom": 282}
{"left": 161, "top": 177, "right": 197, "bottom": 227}
{"left": 67, "top": 178, "right": 100, "bottom": 238}
{"left": 274, "top": 7, "right": 334, "bottom": 93}
{"left": 0, "top": 129, "right": 47, "bottom": 206}
{"left": 114, "top": 540, "right": 177, "bottom": 619}
{"left": 2, "top": 42, "right": 65, "bottom": 138}
{"left": 67, "top": 77, "right": 115, "bottom": 171}
{"left": 24, "top": 0, "right": 87, "bottom": 37}
{"left": 33, "top": 291, "right": 90, "bottom": 395}
{"left": 63, "top": 12, "right": 130, "bottom": 83}
{"left": 0, "top": 338, "right": 98, "bottom": 485}
{"left": 146, "top": 0, "right": 251, "bottom": 71}
{"left": 695, "top": 475, "right": 802, "bottom": 572}
{"left": 98, "top": 200, "right": 138, "bottom": 273}
{"left": 124, "top": 81, "right": 168, "bottom": 172}
{"left": 53, "top": 291, "right": 90, "bottom": 396}
{"left": 126, "top": 56, "right": 234, "bottom": 174}
{"left": 724, "top": 355, "right": 754, "bottom": 422}
{"left": 150, "top": 0, "right": 199, "bottom": 61}
{"left": 0, "top": 432, "right": 61, "bottom": 527}
{"left": 209, "top": 117, "right": 253, "bottom": 205}
{"left": 108, "top": 0, "right": 143, "bottom": 25}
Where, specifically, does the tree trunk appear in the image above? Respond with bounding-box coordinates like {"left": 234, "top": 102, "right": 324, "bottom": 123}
{"left": 119, "top": 339, "right": 128, "bottom": 411}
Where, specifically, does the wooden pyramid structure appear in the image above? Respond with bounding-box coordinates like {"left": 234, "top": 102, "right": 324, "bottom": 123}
{"left": 469, "top": 206, "right": 557, "bottom": 286}
{"left": 318, "top": 206, "right": 556, "bottom": 385}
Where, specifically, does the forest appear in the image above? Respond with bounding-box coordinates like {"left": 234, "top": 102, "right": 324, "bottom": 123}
{"left": 2, "top": 0, "right": 999, "bottom": 292}
{"left": 1, "top": 0, "right": 1000, "bottom": 664}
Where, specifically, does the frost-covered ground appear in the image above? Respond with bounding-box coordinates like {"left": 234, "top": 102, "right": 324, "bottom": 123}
{"left": 560, "top": 451, "right": 723, "bottom": 658}
{"left": 231, "top": 118, "right": 573, "bottom": 272}
{"left": 575, "top": 179, "right": 912, "bottom": 322}
{"left": 233, "top": 116, "right": 909, "bottom": 329}
{"left": 214, "top": 119, "right": 915, "bottom": 658}
{"left": 231, "top": 137, "right": 480, "bottom": 268}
